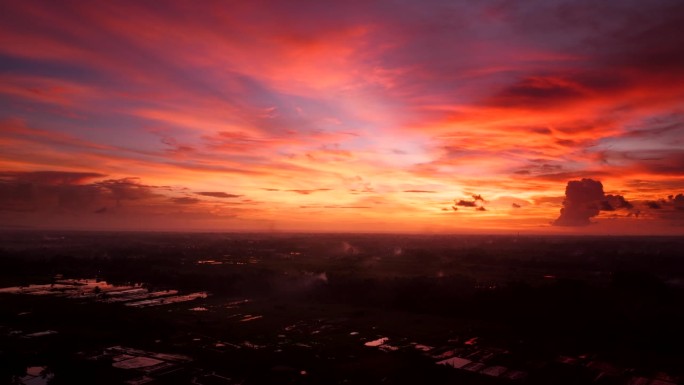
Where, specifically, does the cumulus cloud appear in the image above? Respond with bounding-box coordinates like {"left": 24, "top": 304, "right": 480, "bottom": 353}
{"left": 642, "top": 194, "right": 684, "bottom": 212}
{"left": 553, "top": 179, "right": 605, "bottom": 226}
{"left": 631, "top": 194, "right": 684, "bottom": 225}
{"left": 553, "top": 178, "right": 633, "bottom": 226}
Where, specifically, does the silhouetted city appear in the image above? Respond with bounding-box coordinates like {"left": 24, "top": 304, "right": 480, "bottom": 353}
{"left": 2, "top": 232, "right": 683, "bottom": 384}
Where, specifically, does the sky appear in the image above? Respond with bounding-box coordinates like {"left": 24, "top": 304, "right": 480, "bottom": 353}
{"left": 1, "top": 0, "right": 684, "bottom": 234}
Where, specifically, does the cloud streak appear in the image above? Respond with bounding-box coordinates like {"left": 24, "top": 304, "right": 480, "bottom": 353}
{"left": 195, "top": 192, "right": 242, "bottom": 198}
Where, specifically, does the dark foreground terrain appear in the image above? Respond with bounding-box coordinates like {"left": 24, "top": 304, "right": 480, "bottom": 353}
{"left": 1, "top": 231, "right": 683, "bottom": 384}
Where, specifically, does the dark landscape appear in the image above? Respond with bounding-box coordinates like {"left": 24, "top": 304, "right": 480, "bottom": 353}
{"left": 2, "top": 231, "right": 683, "bottom": 384}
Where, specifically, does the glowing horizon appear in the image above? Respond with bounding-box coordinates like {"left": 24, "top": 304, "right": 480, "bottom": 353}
{"left": 1, "top": 1, "right": 683, "bottom": 234}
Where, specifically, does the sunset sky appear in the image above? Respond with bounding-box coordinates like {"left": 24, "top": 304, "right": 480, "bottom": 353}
{"left": 1, "top": 0, "right": 684, "bottom": 234}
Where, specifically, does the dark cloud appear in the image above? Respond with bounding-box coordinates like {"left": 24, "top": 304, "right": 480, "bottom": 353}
{"left": 488, "top": 76, "right": 585, "bottom": 108}
{"left": 596, "top": 2, "right": 684, "bottom": 73}
{"left": 604, "top": 194, "right": 634, "bottom": 211}
{"left": 196, "top": 192, "right": 242, "bottom": 198}
{"left": 554, "top": 120, "right": 610, "bottom": 135}
{"left": 452, "top": 194, "right": 487, "bottom": 211}
{"left": 506, "top": 0, "right": 684, "bottom": 73}
{"left": 95, "top": 178, "right": 159, "bottom": 206}
{"left": 644, "top": 194, "right": 684, "bottom": 212}
{"left": 513, "top": 162, "right": 566, "bottom": 178}
{"left": 533, "top": 170, "right": 613, "bottom": 182}
{"left": 455, "top": 200, "right": 477, "bottom": 207}
{"left": 0, "top": 171, "right": 106, "bottom": 185}
{"left": 478, "top": 0, "right": 684, "bottom": 134}
{"left": 637, "top": 151, "right": 684, "bottom": 175}
{"left": 673, "top": 194, "right": 684, "bottom": 210}
{"left": 0, "top": 171, "right": 163, "bottom": 214}
{"left": 595, "top": 148, "right": 684, "bottom": 177}
{"left": 0, "top": 171, "right": 253, "bottom": 230}
{"left": 55, "top": 184, "right": 102, "bottom": 211}
{"left": 626, "top": 179, "right": 684, "bottom": 193}
{"left": 627, "top": 210, "right": 641, "bottom": 218}
{"left": 486, "top": 70, "right": 631, "bottom": 110}
{"left": 555, "top": 139, "right": 577, "bottom": 147}
{"left": 553, "top": 178, "right": 605, "bottom": 226}
{"left": 633, "top": 194, "right": 684, "bottom": 224}
{"left": 172, "top": 197, "right": 200, "bottom": 205}
{"left": 600, "top": 201, "right": 614, "bottom": 211}
{"left": 530, "top": 127, "right": 552, "bottom": 135}
{"left": 553, "top": 178, "right": 633, "bottom": 226}
{"left": 512, "top": 203, "right": 521, "bottom": 208}
{"left": 0, "top": 171, "right": 103, "bottom": 212}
